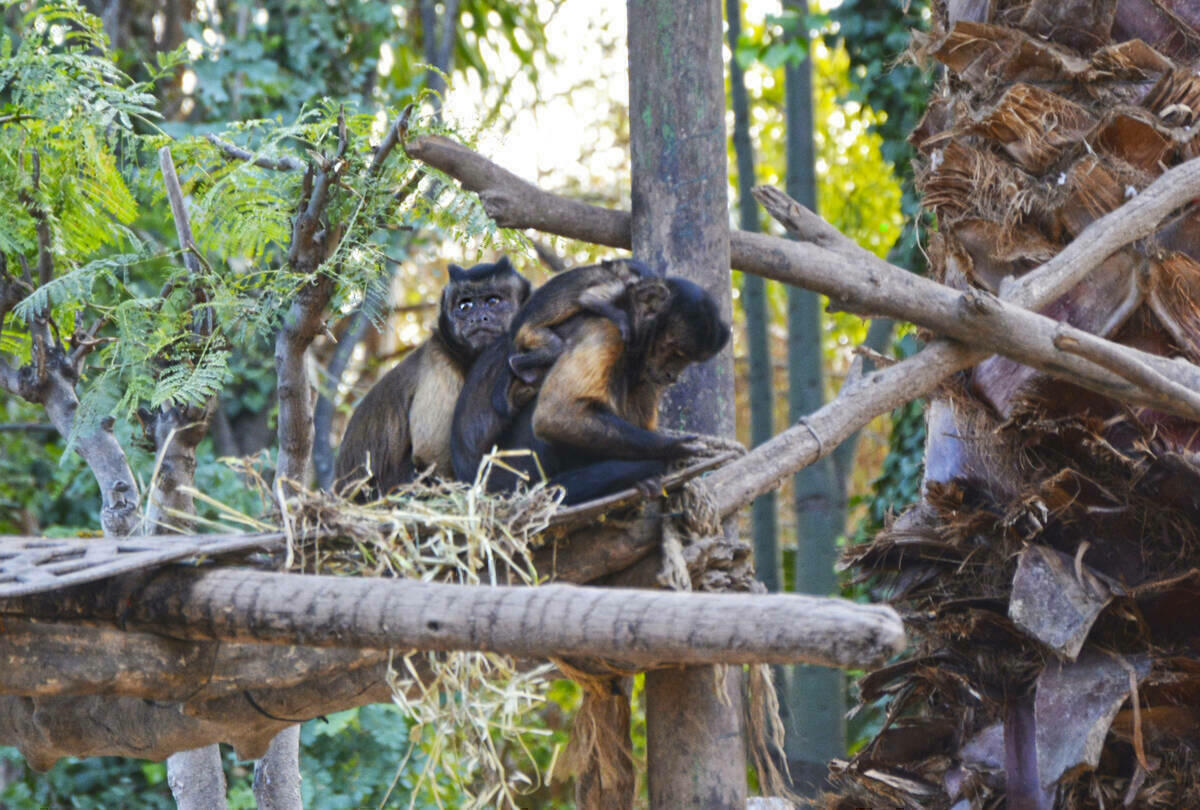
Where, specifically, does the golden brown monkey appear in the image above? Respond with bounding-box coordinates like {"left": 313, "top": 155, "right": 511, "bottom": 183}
{"left": 335, "top": 257, "right": 530, "bottom": 495}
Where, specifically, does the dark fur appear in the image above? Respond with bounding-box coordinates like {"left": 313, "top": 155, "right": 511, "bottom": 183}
{"left": 335, "top": 257, "right": 529, "bottom": 496}
{"left": 503, "top": 257, "right": 652, "bottom": 392}
{"left": 451, "top": 275, "right": 729, "bottom": 504}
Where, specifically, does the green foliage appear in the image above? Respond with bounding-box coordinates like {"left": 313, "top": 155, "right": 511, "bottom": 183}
{"left": 0, "top": 747, "right": 175, "bottom": 809}
{"left": 0, "top": 0, "right": 516, "bottom": 516}
{"left": 299, "top": 705, "right": 432, "bottom": 809}
{"left": 830, "top": 0, "right": 933, "bottom": 271}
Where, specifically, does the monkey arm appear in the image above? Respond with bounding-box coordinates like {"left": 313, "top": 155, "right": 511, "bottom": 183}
{"left": 450, "top": 339, "right": 514, "bottom": 481}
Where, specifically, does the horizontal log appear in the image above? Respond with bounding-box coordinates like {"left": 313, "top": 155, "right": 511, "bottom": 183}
{"left": 0, "top": 662, "right": 395, "bottom": 769}
{"left": 0, "top": 617, "right": 385, "bottom": 700}
{"left": 2, "top": 567, "right": 906, "bottom": 670}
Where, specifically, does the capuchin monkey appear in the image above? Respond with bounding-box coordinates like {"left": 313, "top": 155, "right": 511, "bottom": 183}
{"left": 335, "top": 257, "right": 530, "bottom": 496}
{"left": 451, "top": 274, "right": 730, "bottom": 504}
{"left": 489, "top": 257, "right": 654, "bottom": 418}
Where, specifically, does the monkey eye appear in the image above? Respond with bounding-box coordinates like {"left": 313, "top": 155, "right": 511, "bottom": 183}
{"left": 485, "top": 295, "right": 502, "bottom": 306}
{"left": 457, "top": 299, "right": 473, "bottom": 312}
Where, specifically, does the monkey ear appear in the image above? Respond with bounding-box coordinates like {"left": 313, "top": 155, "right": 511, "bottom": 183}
{"left": 494, "top": 256, "right": 514, "bottom": 272}
{"left": 447, "top": 263, "right": 467, "bottom": 282}
{"left": 630, "top": 277, "right": 672, "bottom": 321}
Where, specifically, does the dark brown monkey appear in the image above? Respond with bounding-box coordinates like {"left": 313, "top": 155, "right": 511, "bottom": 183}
{"left": 489, "top": 257, "right": 653, "bottom": 418}
{"left": 335, "top": 257, "right": 530, "bottom": 495}
{"left": 452, "top": 275, "right": 730, "bottom": 503}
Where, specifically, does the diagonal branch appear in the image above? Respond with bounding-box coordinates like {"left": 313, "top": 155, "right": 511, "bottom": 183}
{"left": 143, "top": 147, "right": 219, "bottom": 534}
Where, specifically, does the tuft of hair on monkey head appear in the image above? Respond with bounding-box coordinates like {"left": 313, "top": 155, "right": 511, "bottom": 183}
{"left": 335, "top": 256, "right": 529, "bottom": 497}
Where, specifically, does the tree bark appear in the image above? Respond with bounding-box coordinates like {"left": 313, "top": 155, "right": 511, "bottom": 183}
{"left": 167, "top": 746, "right": 227, "bottom": 810}
{"left": 627, "top": 1, "right": 746, "bottom": 807}
{"left": 0, "top": 567, "right": 906, "bottom": 670}
{"left": 0, "top": 617, "right": 385, "bottom": 699}
{"left": 252, "top": 727, "right": 301, "bottom": 810}
{"left": 0, "top": 663, "right": 394, "bottom": 769}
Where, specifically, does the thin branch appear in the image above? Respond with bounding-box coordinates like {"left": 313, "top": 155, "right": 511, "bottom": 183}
{"left": 203, "top": 133, "right": 305, "bottom": 172}
{"left": 22, "top": 150, "right": 53, "bottom": 293}
{"left": 159, "top": 147, "right": 213, "bottom": 336}
{"left": 367, "top": 105, "right": 412, "bottom": 178}
{"left": 1003, "top": 155, "right": 1200, "bottom": 310}
{"left": 1054, "top": 326, "right": 1200, "bottom": 414}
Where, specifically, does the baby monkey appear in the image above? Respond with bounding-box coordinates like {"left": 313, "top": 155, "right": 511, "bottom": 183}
{"left": 494, "top": 257, "right": 653, "bottom": 416}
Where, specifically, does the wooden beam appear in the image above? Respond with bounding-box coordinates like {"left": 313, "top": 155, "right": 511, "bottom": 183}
{"left": 0, "top": 567, "right": 906, "bottom": 671}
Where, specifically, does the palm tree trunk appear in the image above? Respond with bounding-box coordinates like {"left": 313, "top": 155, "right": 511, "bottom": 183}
{"left": 832, "top": 3, "right": 1200, "bottom": 808}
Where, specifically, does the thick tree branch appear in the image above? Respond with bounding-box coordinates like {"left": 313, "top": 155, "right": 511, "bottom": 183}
{"left": 0, "top": 617, "right": 385, "bottom": 701}
{"left": 0, "top": 567, "right": 905, "bottom": 671}
{"left": 405, "top": 135, "right": 633, "bottom": 247}
{"left": 1002, "top": 156, "right": 1200, "bottom": 310}
{"left": 748, "top": 190, "right": 1200, "bottom": 421}
{"left": 275, "top": 115, "right": 352, "bottom": 490}
{"left": 709, "top": 340, "right": 983, "bottom": 516}
{"left": 0, "top": 661, "right": 395, "bottom": 768}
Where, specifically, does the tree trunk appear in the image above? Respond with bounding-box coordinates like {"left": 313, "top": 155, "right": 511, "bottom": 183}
{"left": 782, "top": 0, "right": 846, "bottom": 792}
{"left": 628, "top": 0, "right": 746, "bottom": 807}
{"left": 167, "top": 746, "right": 227, "bottom": 810}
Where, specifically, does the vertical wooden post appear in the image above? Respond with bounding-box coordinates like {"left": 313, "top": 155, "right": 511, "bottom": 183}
{"left": 782, "top": 0, "right": 846, "bottom": 792}
{"left": 628, "top": 1, "right": 746, "bottom": 807}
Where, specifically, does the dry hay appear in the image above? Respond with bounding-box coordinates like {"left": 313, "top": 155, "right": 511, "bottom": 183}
{"left": 201, "top": 453, "right": 565, "bottom": 808}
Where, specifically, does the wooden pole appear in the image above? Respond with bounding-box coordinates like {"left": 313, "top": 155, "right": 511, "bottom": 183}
{"left": 627, "top": 1, "right": 747, "bottom": 807}
{"left": 0, "top": 568, "right": 906, "bottom": 670}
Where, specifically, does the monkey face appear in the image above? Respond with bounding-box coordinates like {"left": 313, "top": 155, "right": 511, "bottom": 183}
{"left": 643, "top": 329, "right": 706, "bottom": 386}
{"left": 439, "top": 258, "right": 531, "bottom": 358}
{"left": 640, "top": 278, "right": 730, "bottom": 387}
{"left": 448, "top": 288, "right": 520, "bottom": 350}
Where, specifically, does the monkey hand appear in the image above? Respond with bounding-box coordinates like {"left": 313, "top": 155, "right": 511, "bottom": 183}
{"left": 662, "top": 431, "right": 747, "bottom": 460}
{"left": 634, "top": 475, "right": 667, "bottom": 501}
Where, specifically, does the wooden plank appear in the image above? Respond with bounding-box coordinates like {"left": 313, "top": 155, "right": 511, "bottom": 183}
{"left": 0, "top": 533, "right": 285, "bottom": 597}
